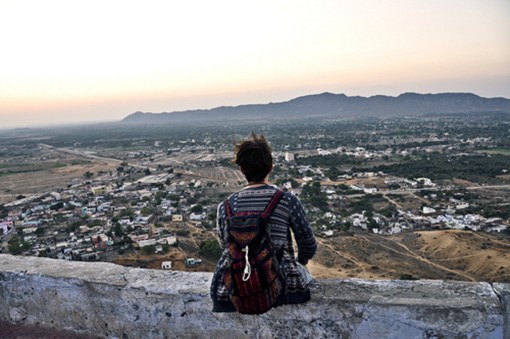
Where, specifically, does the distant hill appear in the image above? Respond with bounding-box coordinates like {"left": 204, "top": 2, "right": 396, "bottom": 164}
{"left": 121, "top": 92, "right": 510, "bottom": 123}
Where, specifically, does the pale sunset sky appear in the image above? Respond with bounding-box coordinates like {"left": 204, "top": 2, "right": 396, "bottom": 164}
{"left": 0, "top": 0, "right": 509, "bottom": 128}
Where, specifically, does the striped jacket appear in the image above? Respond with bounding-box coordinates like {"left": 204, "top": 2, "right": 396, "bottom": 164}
{"left": 210, "top": 184, "right": 317, "bottom": 312}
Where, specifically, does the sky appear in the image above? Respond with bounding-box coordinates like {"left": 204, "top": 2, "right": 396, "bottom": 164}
{"left": 0, "top": 0, "right": 509, "bottom": 128}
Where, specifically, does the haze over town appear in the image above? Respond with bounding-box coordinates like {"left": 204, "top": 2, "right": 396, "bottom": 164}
{"left": 0, "top": 0, "right": 509, "bottom": 128}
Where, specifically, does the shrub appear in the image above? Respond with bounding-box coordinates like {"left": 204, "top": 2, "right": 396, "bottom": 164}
{"left": 199, "top": 239, "right": 221, "bottom": 260}
{"left": 399, "top": 273, "right": 418, "bottom": 280}
{"left": 176, "top": 229, "right": 190, "bottom": 237}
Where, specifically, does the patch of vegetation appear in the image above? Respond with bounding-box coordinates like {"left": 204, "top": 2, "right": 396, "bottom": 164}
{"left": 176, "top": 229, "right": 190, "bottom": 237}
{"left": 199, "top": 239, "right": 222, "bottom": 260}
{"left": 8, "top": 236, "right": 29, "bottom": 255}
{"left": 301, "top": 181, "right": 328, "bottom": 211}
{"left": 399, "top": 273, "right": 419, "bottom": 280}
{"left": 357, "top": 153, "right": 510, "bottom": 184}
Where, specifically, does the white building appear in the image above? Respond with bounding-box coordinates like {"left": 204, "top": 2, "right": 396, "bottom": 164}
{"left": 138, "top": 239, "right": 157, "bottom": 248}
{"left": 422, "top": 207, "right": 436, "bottom": 215}
{"left": 159, "top": 236, "right": 177, "bottom": 246}
{"left": 322, "top": 230, "right": 334, "bottom": 237}
{"left": 456, "top": 202, "right": 469, "bottom": 210}
{"left": 50, "top": 192, "right": 62, "bottom": 200}
{"left": 415, "top": 177, "right": 435, "bottom": 187}
{"left": 190, "top": 212, "right": 206, "bottom": 221}
{"left": 130, "top": 234, "right": 149, "bottom": 242}
{"left": 284, "top": 152, "right": 295, "bottom": 162}
{"left": 0, "top": 220, "right": 14, "bottom": 236}
{"left": 317, "top": 148, "right": 332, "bottom": 156}
{"left": 161, "top": 261, "right": 172, "bottom": 269}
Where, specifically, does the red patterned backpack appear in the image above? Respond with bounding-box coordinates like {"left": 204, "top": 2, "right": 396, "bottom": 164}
{"left": 223, "top": 190, "right": 285, "bottom": 314}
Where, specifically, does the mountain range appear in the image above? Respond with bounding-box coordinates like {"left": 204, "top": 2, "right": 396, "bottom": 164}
{"left": 121, "top": 92, "right": 510, "bottom": 123}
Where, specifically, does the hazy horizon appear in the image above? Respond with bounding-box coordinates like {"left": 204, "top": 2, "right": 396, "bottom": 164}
{"left": 1, "top": 0, "right": 509, "bottom": 128}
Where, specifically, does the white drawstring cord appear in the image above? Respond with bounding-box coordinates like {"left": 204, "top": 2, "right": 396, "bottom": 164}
{"left": 242, "top": 246, "right": 251, "bottom": 281}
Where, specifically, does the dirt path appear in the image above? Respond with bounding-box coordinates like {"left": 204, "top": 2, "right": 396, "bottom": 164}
{"left": 432, "top": 253, "right": 484, "bottom": 261}
{"left": 317, "top": 238, "right": 369, "bottom": 278}
{"left": 360, "top": 235, "right": 476, "bottom": 282}
{"left": 382, "top": 193, "right": 403, "bottom": 209}
{"left": 382, "top": 191, "right": 429, "bottom": 210}
{"left": 409, "top": 192, "right": 430, "bottom": 204}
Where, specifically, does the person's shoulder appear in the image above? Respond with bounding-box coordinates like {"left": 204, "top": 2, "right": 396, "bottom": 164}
{"left": 280, "top": 189, "right": 297, "bottom": 199}
{"left": 274, "top": 188, "right": 300, "bottom": 203}
{"left": 219, "top": 190, "right": 242, "bottom": 207}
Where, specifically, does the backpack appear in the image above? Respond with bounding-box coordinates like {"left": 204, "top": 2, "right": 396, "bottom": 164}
{"left": 223, "top": 190, "right": 285, "bottom": 314}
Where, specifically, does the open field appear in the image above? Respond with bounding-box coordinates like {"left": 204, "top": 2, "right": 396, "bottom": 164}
{"left": 484, "top": 148, "right": 510, "bottom": 156}
{"left": 0, "top": 144, "right": 240, "bottom": 204}
{"left": 0, "top": 162, "right": 116, "bottom": 204}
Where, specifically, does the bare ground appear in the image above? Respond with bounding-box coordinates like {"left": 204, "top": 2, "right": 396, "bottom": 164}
{"left": 308, "top": 230, "right": 510, "bottom": 282}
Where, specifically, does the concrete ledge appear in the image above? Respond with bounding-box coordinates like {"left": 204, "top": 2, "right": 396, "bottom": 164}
{"left": 0, "top": 254, "right": 507, "bottom": 338}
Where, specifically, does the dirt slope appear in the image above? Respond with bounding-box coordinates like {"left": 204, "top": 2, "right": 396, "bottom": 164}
{"left": 308, "top": 230, "right": 510, "bottom": 283}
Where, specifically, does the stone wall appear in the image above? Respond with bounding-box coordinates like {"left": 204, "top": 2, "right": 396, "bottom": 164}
{"left": 0, "top": 254, "right": 508, "bottom": 338}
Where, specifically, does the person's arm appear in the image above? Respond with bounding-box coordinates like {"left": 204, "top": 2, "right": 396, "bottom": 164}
{"left": 216, "top": 201, "right": 227, "bottom": 250}
{"left": 288, "top": 193, "right": 317, "bottom": 265}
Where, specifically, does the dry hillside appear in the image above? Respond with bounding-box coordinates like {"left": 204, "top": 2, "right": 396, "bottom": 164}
{"left": 309, "top": 230, "right": 510, "bottom": 283}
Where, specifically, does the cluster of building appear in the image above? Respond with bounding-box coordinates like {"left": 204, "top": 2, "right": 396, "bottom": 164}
{"left": 314, "top": 180, "right": 508, "bottom": 237}
{"left": 338, "top": 208, "right": 507, "bottom": 236}
{"left": 1, "top": 138, "right": 508, "bottom": 264}
{"left": 0, "top": 170, "right": 217, "bottom": 262}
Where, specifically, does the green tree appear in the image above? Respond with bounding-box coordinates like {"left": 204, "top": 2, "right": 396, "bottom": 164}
{"left": 208, "top": 209, "right": 217, "bottom": 222}
{"left": 140, "top": 206, "right": 154, "bottom": 217}
{"left": 187, "top": 196, "right": 198, "bottom": 204}
{"left": 34, "top": 227, "right": 45, "bottom": 236}
{"left": 119, "top": 208, "right": 134, "bottom": 220}
{"left": 8, "top": 236, "right": 25, "bottom": 255}
{"left": 66, "top": 221, "right": 82, "bottom": 233}
{"left": 141, "top": 245, "right": 155, "bottom": 255}
{"left": 367, "top": 218, "right": 378, "bottom": 232}
{"left": 0, "top": 204, "right": 7, "bottom": 218}
{"left": 113, "top": 223, "right": 125, "bottom": 237}
{"left": 199, "top": 239, "right": 222, "bottom": 260}
{"left": 176, "top": 229, "right": 190, "bottom": 237}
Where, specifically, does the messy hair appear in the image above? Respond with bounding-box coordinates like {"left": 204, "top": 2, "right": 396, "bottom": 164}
{"left": 234, "top": 132, "right": 273, "bottom": 183}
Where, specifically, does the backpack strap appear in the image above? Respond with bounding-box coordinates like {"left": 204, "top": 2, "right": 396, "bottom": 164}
{"left": 261, "top": 189, "right": 284, "bottom": 220}
{"left": 224, "top": 196, "right": 232, "bottom": 218}
{"left": 224, "top": 189, "right": 283, "bottom": 220}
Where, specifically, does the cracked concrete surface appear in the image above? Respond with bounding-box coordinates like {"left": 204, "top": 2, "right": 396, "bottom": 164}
{"left": 1, "top": 254, "right": 508, "bottom": 338}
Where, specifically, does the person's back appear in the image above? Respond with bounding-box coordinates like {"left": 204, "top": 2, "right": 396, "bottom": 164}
{"left": 210, "top": 132, "right": 317, "bottom": 313}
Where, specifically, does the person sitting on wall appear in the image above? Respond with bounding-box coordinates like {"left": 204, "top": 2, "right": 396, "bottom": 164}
{"left": 210, "top": 132, "right": 317, "bottom": 313}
